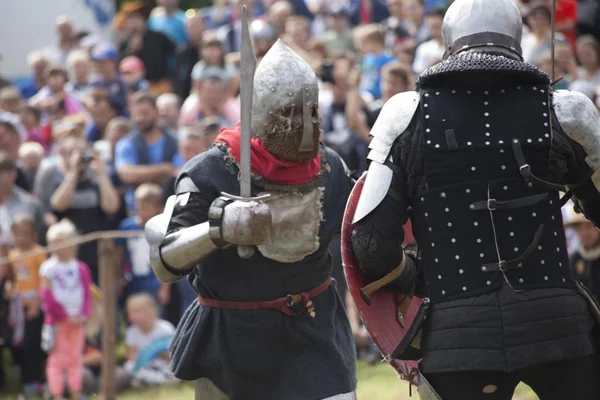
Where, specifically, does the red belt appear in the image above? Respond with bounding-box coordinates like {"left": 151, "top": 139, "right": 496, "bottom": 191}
{"left": 197, "top": 277, "right": 332, "bottom": 318}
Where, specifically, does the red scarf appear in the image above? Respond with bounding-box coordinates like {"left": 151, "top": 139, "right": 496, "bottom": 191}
{"left": 215, "top": 127, "right": 321, "bottom": 185}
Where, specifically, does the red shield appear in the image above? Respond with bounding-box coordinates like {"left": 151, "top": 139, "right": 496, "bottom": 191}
{"left": 341, "top": 174, "right": 424, "bottom": 383}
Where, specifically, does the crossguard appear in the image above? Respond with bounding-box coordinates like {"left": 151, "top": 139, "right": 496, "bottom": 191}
{"left": 219, "top": 192, "right": 271, "bottom": 259}
{"left": 220, "top": 192, "right": 272, "bottom": 202}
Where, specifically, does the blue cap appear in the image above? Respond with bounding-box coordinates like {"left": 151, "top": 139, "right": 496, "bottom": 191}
{"left": 91, "top": 43, "right": 119, "bottom": 62}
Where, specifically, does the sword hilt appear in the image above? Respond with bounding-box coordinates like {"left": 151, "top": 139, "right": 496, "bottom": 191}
{"left": 220, "top": 192, "right": 271, "bottom": 259}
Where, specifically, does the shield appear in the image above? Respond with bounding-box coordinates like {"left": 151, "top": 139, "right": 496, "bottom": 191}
{"left": 341, "top": 173, "right": 426, "bottom": 384}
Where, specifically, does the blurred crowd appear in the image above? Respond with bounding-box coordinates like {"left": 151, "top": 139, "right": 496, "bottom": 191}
{"left": 0, "top": 0, "right": 599, "bottom": 398}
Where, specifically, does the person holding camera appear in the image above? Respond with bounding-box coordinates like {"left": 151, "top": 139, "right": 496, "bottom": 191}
{"left": 33, "top": 116, "right": 120, "bottom": 284}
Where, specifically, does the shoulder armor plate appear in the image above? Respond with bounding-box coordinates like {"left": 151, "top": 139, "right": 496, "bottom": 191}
{"left": 353, "top": 91, "right": 420, "bottom": 223}
{"left": 553, "top": 90, "right": 600, "bottom": 171}
{"left": 175, "top": 176, "right": 201, "bottom": 194}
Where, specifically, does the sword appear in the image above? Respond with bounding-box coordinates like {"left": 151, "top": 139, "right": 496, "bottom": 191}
{"left": 237, "top": 5, "right": 258, "bottom": 259}
{"left": 550, "top": 0, "right": 556, "bottom": 83}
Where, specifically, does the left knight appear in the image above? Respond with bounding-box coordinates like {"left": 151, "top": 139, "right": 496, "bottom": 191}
{"left": 144, "top": 18, "right": 357, "bottom": 400}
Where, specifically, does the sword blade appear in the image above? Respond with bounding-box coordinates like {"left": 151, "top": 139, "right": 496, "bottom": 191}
{"left": 239, "top": 5, "right": 256, "bottom": 198}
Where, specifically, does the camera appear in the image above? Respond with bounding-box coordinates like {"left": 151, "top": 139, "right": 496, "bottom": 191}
{"left": 80, "top": 150, "right": 95, "bottom": 164}
{"left": 321, "top": 61, "right": 335, "bottom": 84}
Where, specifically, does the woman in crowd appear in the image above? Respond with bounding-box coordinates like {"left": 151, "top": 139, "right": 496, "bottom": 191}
{"left": 576, "top": 35, "right": 600, "bottom": 86}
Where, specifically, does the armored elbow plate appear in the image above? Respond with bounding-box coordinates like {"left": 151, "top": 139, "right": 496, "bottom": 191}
{"left": 553, "top": 90, "right": 600, "bottom": 174}
{"left": 353, "top": 91, "right": 420, "bottom": 224}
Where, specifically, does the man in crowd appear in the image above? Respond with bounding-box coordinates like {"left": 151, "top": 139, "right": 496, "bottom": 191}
{"left": 89, "top": 43, "right": 129, "bottom": 116}
{"left": 0, "top": 151, "right": 44, "bottom": 248}
{"left": 85, "top": 86, "right": 121, "bottom": 142}
{"left": 174, "top": 13, "right": 205, "bottom": 100}
{"left": 0, "top": 121, "right": 30, "bottom": 191}
{"left": 19, "top": 52, "right": 50, "bottom": 100}
{"left": 148, "top": 0, "right": 188, "bottom": 47}
{"left": 115, "top": 92, "right": 178, "bottom": 212}
{"left": 412, "top": 8, "right": 445, "bottom": 74}
{"left": 522, "top": 3, "right": 567, "bottom": 64}
{"left": 118, "top": 3, "right": 176, "bottom": 96}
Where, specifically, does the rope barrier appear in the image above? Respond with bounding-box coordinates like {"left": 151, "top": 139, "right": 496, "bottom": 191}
{"left": 0, "top": 230, "right": 145, "bottom": 265}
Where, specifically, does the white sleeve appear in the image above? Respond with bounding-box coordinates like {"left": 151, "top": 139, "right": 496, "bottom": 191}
{"left": 39, "top": 259, "right": 53, "bottom": 278}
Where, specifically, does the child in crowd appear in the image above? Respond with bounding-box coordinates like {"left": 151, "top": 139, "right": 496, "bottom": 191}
{"left": 40, "top": 219, "right": 92, "bottom": 400}
{"left": 124, "top": 293, "right": 176, "bottom": 387}
{"left": 119, "top": 56, "right": 150, "bottom": 94}
{"left": 115, "top": 184, "right": 164, "bottom": 304}
{"left": 357, "top": 24, "right": 395, "bottom": 100}
{"left": 0, "top": 226, "right": 13, "bottom": 391}
{"left": 8, "top": 214, "right": 47, "bottom": 398}
{"left": 20, "top": 106, "right": 46, "bottom": 150}
{"left": 18, "top": 141, "right": 45, "bottom": 190}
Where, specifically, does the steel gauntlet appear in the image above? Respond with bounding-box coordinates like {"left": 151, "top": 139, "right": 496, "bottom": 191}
{"left": 146, "top": 193, "right": 272, "bottom": 283}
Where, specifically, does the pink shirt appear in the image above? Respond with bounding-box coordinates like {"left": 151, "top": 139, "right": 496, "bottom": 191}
{"left": 40, "top": 257, "right": 92, "bottom": 325}
{"left": 179, "top": 93, "right": 240, "bottom": 126}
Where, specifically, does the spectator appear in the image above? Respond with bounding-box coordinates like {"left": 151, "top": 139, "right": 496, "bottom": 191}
{"left": 34, "top": 119, "right": 120, "bottom": 283}
{"left": 565, "top": 209, "right": 600, "bottom": 300}
{"left": 348, "top": 0, "right": 390, "bottom": 25}
{"left": 412, "top": 8, "right": 445, "bottom": 74}
{"left": 171, "top": 124, "right": 205, "bottom": 171}
{"left": 381, "top": 0, "right": 411, "bottom": 49}
{"left": 18, "top": 141, "right": 45, "bottom": 190}
{"left": 156, "top": 93, "right": 181, "bottom": 133}
{"left": 20, "top": 52, "right": 50, "bottom": 100}
{"left": 85, "top": 87, "right": 121, "bottom": 142}
{"left": 8, "top": 214, "right": 47, "bottom": 399}
{"left": 285, "top": 15, "right": 313, "bottom": 56}
{"left": 118, "top": 2, "right": 177, "bottom": 96}
{"left": 401, "top": 0, "right": 429, "bottom": 44}
{"left": 268, "top": 1, "right": 294, "bottom": 36}
{"left": 358, "top": 24, "right": 395, "bottom": 99}
{"left": 522, "top": 3, "right": 567, "bottom": 64}
{"left": 576, "top": 0, "right": 600, "bottom": 38}
{"left": 249, "top": 19, "right": 278, "bottom": 61}
{"left": 40, "top": 219, "right": 92, "bottom": 400}
{"left": 115, "top": 92, "right": 178, "bottom": 212}
{"left": 46, "top": 16, "right": 77, "bottom": 66}
{"left": 180, "top": 63, "right": 239, "bottom": 127}
{"left": 148, "top": 0, "right": 188, "bottom": 47}
{"left": 115, "top": 183, "right": 164, "bottom": 303}
{"left": 39, "top": 99, "right": 67, "bottom": 154}
{"left": 201, "top": 0, "right": 232, "bottom": 30}
{"left": 30, "top": 66, "right": 84, "bottom": 118}
{"left": 119, "top": 56, "right": 151, "bottom": 94}
{"left": 174, "top": 14, "right": 205, "bottom": 100}
{"left": 104, "top": 117, "right": 133, "bottom": 183}
{"left": 0, "top": 86, "right": 28, "bottom": 141}
{"left": 89, "top": 43, "right": 128, "bottom": 116}
{"left": 320, "top": 54, "right": 362, "bottom": 172}
{"left": 199, "top": 34, "right": 238, "bottom": 87}
{"left": 322, "top": 5, "right": 356, "bottom": 54}
{"left": 555, "top": 0, "right": 578, "bottom": 48}
{"left": 348, "top": 61, "right": 411, "bottom": 147}
{"left": 576, "top": 35, "right": 600, "bottom": 86}
{"left": 20, "top": 106, "right": 46, "bottom": 150}
{"left": 65, "top": 50, "right": 92, "bottom": 102}
{"left": 217, "top": 0, "right": 254, "bottom": 54}
{"left": 82, "top": 335, "right": 131, "bottom": 394}
{"left": 0, "top": 122, "right": 37, "bottom": 193}
{"left": 124, "top": 293, "right": 176, "bottom": 387}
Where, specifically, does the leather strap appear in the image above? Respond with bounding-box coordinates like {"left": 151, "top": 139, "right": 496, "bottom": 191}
{"left": 511, "top": 139, "right": 565, "bottom": 192}
{"left": 469, "top": 193, "right": 549, "bottom": 211}
{"left": 481, "top": 223, "right": 544, "bottom": 272}
{"left": 197, "top": 277, "right": 332, "bottom": 317}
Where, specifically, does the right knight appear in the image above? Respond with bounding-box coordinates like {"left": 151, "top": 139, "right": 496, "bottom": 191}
{"left": 350, "top": 0, "right": 600, "bottom": 398}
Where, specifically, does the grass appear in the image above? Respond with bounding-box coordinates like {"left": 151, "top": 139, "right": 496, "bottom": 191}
{"left": 1, "top": 357, "right": 540, "bottom": 399}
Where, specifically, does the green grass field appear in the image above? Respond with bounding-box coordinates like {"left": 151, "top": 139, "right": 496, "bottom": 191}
{"left": 118, "top": 361, "right": 539, "bottom": 400}
{"left": 2, "top": 359, "right": 539, "bottom": 399}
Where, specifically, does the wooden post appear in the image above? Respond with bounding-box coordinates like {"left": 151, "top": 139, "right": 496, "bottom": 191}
{"left": 99, "top": 239, "right": 117, "bottom": 400}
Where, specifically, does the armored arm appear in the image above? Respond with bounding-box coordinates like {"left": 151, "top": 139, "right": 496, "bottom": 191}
{"left": 145, "top": 177, "right": 271, "bottom": 283}
{"left": 554, "top": 90, "right": 600, "bottom": 227}
{"left": 351, "top": 92, "right": 420, "bottom": 292}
